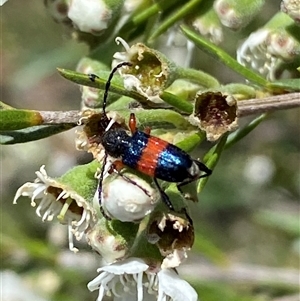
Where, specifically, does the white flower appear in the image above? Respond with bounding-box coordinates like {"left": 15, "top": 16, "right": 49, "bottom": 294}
{"left": 88, "top": 257, "right": 198, "bottom": 301}
{"left": 14, "top": 165, "right": 97, "bottom": 253}
{"left": 0, "top": 0, "right": 8, "bottom": 6}
{"left": 237, "top": 28, "right": 300, "bottom": 80}
{"left": 157, "top": 269, "right": 198, "bottom": 301}
{"left": 112, "top": 37, "right": 174, "bottom": 104}
{"left": 68, "top": 0, "right": 112, "bottom": 34}
{"left": 281, "top": 0, "right": 300, "bottom": 23}
{"left": 124, "top": 0, "right": 143, "bottom": 12}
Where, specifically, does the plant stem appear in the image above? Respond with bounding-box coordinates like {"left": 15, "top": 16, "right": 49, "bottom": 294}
{"left": 37, "top": 93, "right": 300, "bottom": 125}
{"left": 237, "top": 92, "right": 300, "bottom": 117}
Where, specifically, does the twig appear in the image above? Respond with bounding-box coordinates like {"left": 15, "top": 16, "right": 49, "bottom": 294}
{"left": 237, "top": 92, "right": 300, "bottom": 117}
{"left": 39, "top": 110, "right": 81, "bottom": 125}
{"left": 38, "top": 93, "right": 300, "bottom": 125}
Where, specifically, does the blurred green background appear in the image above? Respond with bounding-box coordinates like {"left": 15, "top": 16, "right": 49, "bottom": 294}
{"left": 1, "top": 1, "right": 299, "bottom": 301}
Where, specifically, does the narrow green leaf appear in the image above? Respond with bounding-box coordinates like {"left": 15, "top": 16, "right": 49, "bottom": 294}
{"left": 148, "top": 0, "right": 204, "bottom": 42}
{"left": 160, "top": 91, "right": 194, "bottom": 113}
{"left": 193, "top": 232, "right": 228, "bottom": 265}
{"left": 267, "top": 78, "right": 300, "bottom": 92}
{"left": 0, "top": 101, "right": 15, "bottom": 110}
{"left": 0, "top": 124, "right": 75, "bottom": 144}
{"left": 254, "top": 210, "right": 300, "bottom": 236}
{"left": 57, "top": 68, "right": 148, "bottom": 104}
{"left": 0, "top": 109, "right": 43, "bottom": 130}
{"left": 224, "top": 113, "right": 267, "bottom": 150}
{"left": 114, "top": 108, "right": 192, "bottom": 130}
{"left": 175, "top": 132, "right": 206, "bottom": 153}
{"left": 120, "top": 0, "right": 181, "bottom": 35}
{"left": 198, "top": 134, "right": 228, "bottom": 193}
{"left": 180, "top": 25, "right": 270, "bottom": 88}
{"left": 176, "top": 66, "right": 220, "bottom": 89}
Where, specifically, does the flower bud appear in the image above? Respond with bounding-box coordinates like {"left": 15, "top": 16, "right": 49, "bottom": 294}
{"left": 86, "top": 219, "right": 139, "bottom": 263}
{"left": 100, "top": 169, "right": 160, "bottom": 222}
{"left": 68, "top": 0, "right": 124, "bottom": 35}
{"left": 76, "top": 58, "right": 110, "bottom": 109}
{"left": 281, "top": 0, "right": 300, "bottom": 24}
{"left": 192, "top": 6, "right": 223, "bottom": 44}
{"left": 237, "top": 12, "right": 300, "bottom": 80}
{"left": 0, "top": 0, "right": 8, "bottom": 6}
{"left": 214, "top": 0, "right": 265, "bottom": 30}
{"left": 189, "top": 91, "right": 238, "bottom": 141}
{"left": 124, "top": 0, "right": 143, "bottom": 12}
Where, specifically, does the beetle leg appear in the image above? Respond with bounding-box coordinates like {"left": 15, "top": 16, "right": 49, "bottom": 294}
{"left": 111, "top": 161, "right": 152, "bottom": 198}
{"left": 97, "top": 153, "right": 112, "bottom": 220}
{"left": 177, "top": 160, "right": 212, "bottom": 191}
{"left": 129, "top": 113, "right": 138, "bottom": 134}
{"left": 153, "top": 178, "right": 174, "bottom": 210}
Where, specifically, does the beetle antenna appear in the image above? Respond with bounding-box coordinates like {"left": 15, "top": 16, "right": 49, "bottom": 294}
{"left": 97, "top": 153, "right": 113, "bottom": 220}
{"left": 103, "top": 61, "right": 132, "bottom": 115}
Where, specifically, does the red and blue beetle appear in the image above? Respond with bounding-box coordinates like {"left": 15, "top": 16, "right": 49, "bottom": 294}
{"left": 89, "top": 62, "right": 212, "bottom": 216}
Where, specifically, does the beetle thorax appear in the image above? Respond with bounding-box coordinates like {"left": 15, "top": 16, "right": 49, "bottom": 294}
{"left": 101, "top": 128, "right": 130, "bottom": 158}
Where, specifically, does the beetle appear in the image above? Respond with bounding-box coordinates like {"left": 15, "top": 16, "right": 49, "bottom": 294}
{"left": 89, "top": 61, "right": 212, "bottom": 216}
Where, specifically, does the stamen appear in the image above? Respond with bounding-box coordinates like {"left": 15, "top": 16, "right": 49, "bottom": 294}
{"left": 115, "top": 37, "right": 130, "bottom": 52}
{"left": 111, "top": 278, "right": 121, "bottom": 297}
{"left": 97, "top": 286, "right": 105, "bottom": 301}
{"left": 36, "top": 196, "right": 53, "bottom": 217}
{"left": 147, "top": 273, "right": 156, "bottom": 293}
{"left": 42, "top": 202, "right": 61, "bottom": 221}
{"left": 31, "top": 184, "right": 47, "bottom": 206}
{"left": 57, "top": 197, "right": 73, "bottom": 222}
{"left": 74, "top": 229, "right": 85, "bottom": 241}
{"left": 74, "top": 207, "right": 87, "bottom": 228}
{"left": 68, "top": 222, "right": 78, "bottom": 253}
{"left": 136, "top": 272, "right": 144, "bottom": 301}
{"left": 57, "top": 190, "right": 68, "bottom": 201}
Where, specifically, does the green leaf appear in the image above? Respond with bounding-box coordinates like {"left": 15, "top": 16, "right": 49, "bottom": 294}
{"left": 254, "top": 210, "right": 300, "bottom": 236}
{"left": 175, "top": 132, "right": 206, "bottom": 153}
{"left": 148, "top": 0, "right": 204, "bottom": 42}
{"left": 119, "top": 0, "right": 182, "bottom": 37}
{"left": 176, "top": 66, "right": 220, "bottom": 89}
{"left": 57, "top": 68, "right": 148, "bottom": 105}
{"left": 180, "top": 25, "right": 270, "bottom": 88}
{"left": 160, "top": 91, "right": 194, "bottom": 113}
{"left": 193, "top": 231, "right": 228, "bottom": 265}
{"left": 0, "top": 101, "right": 15, "bottom": 110}
{"left": 224, "top": 113, "right": 267, "bottom": 150}
{"left": 0, "top": 109, "right": 43, "bottom": 131}
{"left": 0, "top": 124, "right": 75, "bottom": 144}
{"left": 199, "top": 134, "right": 228, "bottom": 192}
{"left": 120, "top": 108, "right": 193, "bottom": 130}
{"left": 267, "top": 78, "right": 300, "bottom": 92}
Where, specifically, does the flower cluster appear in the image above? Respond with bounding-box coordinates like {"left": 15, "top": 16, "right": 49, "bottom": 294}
{"left": 10, "top": 1, "right": 300, "bottom": 300}
{"left": 14, "top": 160, "right": 198, "bottom": 300}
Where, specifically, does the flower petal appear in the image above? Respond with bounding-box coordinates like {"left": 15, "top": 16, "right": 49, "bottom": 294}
{"left": 157, "top": 269, "right": 198, "bottom": 301}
